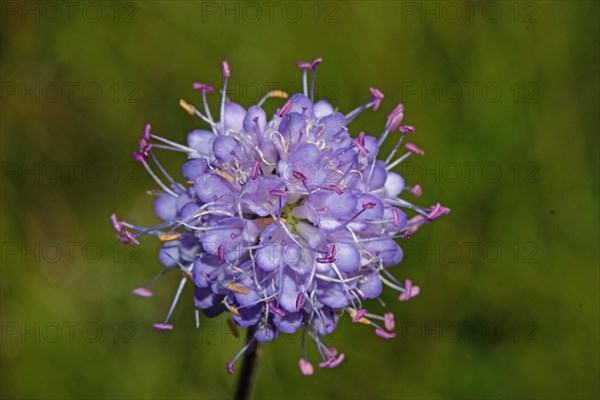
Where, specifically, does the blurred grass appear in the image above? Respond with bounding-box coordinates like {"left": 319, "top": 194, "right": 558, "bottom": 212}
{"left": 1, "top": 1, "right": 598, "bottom": 399}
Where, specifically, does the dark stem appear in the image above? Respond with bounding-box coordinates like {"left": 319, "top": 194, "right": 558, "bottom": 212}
{"left": 234, "top": 331, "right": 260, "bottom": 400}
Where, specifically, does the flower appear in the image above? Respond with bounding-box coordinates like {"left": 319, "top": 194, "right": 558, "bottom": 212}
{"left": 111, "top": 59, "right": 449, "bottom": 375}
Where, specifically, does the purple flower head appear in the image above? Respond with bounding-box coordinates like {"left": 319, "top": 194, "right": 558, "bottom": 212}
{"left": 112, "top": 59, "right": 449, "bottom": 375}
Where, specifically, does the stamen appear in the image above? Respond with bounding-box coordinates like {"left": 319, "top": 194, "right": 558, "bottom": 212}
{"left": 181, "top": 270, "right": 192, "bottom": 280}
{"left": 296, "top": 292, "right": 305, "bottom": 311}
{"left": 223, "top": 301, "right": 241, "bottom": 317}
{"left": 352, "top": 138, "right": 368, "bottom": 156}
{"left": 385, "top": 104, "right": 404, "bottom": 132}
{"left": 251, "top": 161, "right": 260, "bottom": 180}
{"left": 302, "top": 69, "right": 308, "bottom": 96}
{"left": 153, "top": 323, "right": 173, "bottom": 331}
{"left": 159, "top": 233, "right": 182, "bottom": 242}
{"left": 193, "top": 83, "right": 214, "bottom": 92}
{"left": 267, "top": 89, "right": 288, "bottom": 99}
{"left": 133, "top": 151, "right": 149, "bottom": 163}
{"left": 426, "top": 203, "right": 450, "bottom": 221}
{"left": 324, "top": 347, "right": 338, "bottom": 358}
{"left": 315, "top": 274, "right": 363, "bottom": 284}
{"left": 405, "top": 142, "right": 425, "bottom": 155}
{"left": 392, "top": 208, "right": 401, "bottom": 227}
{"left": 299, "top": 358, "right": 314, "bottom": 376}
{"left": 134, "top": 267, "right": 173, "bottom": 299}
{"left": 178, "top": 100, "right": 216, "bottom": 126}
{"left": 202, "top": 92, "right": 216, "bottom": 134}
{"left": 345, "top": 99, "right": 374, "bottom": 123}
{"left": 385, "top": 151, "right": 412, "bottom": 171}
{"left": 220, "top": 60, "right": 230, "bottom": 133}
{"left": 258, "top": 90, "right": 289, "bottom": 107}
{"left": 346, "top": 87, "right": 383, "bottom": 122}
{"left": 403, "top": 215, "right": 427, "bottom": 238}
{"left": 357, "top": 131, "right": 366, "bottom": 146}
{"left": 327, "top": 184, "right": 344, "bottom": 195}
{"left": 278, "top": 100, "right": 293, "bottom": 117}
{"left": 384, "top": 131, "right": 408, "bottom": 164}
{"left": 143, "top": 123, "right": 151, "bottom": 141}
{"left": 399, "top": 279, "right": 420, "bottom": 301}
{"left": 328, "top": 205, "right": 372, "bottom": 233}
{"left": 384, "top": 312, "right": 395, "bottom": 331}
{"left": 410, "top": 185, "right": 422, "bottom": 197}
{"left": 316, "top": 257, "right": 335, "bottom": 264}
{"left": 136, "top": 158, "right": 178, "bottom": 197}
{"left": 227, "top": 282, "right": 250, "bottom": 294}
{"left": 369, "top": 87, "right": 384, "bottom": 111}
{"left": 214, "top": 168, "right": 235, "bottom": 183}
{"left": 327, "top": 245, "right": 336, "bottom": 258}
{"left": 379, "top": 274, "right": 406, "bottom": 292}
{"left": 267, "top": 301, "right": 286, "bottom": 317}
{"left": 110, "top": 213, "right": 123, "bottom": 231}
{"left": 132, "top": 287, "right": 153, "bottom": 298}
{"left": 149, "top": 152, "right": 179, "bottom": 189}
{"left": 120, "top": 220, "right": 173, "bottom": 237}
{"left": 309, "top": 57, "right": 323, "bottom": 102}
{"left": 384, "top": 198, "right": 429, "bottom": 217}
{"left": 292, "top": 170, "right": 308, "bottom": 183}
{"left": 269, "top": 189, "right": 288, "bottom": 198}
{"left": 218, "top": 244, "right": 225, "bottom": 264}
{"left": 179, "top": 99, "right": 196, "bottom": 116}
{"left": 221, "top": 60, "right": 230, "bottom": 78}
{"left": 362, "top": 202, "right": 376, "bottom": 210}
{"left": 192, "top": 83, "right": 216, "bottom": 131}
{"left": 380, "top": 268, "right": 403, "bottom": 287}
{"left": 226, "top": 339, "right": 254, "bottom": 375}
{"left": 318, "top": 353, "right": 345, "bottom": 368}
{"left": 375, "top": 328, "right": 396, "bottom": 339}
{"left": 150, "top": 134, "right": 199, "bottom": 154}
{"left": 350, "top": 308, "right": 368, "bottom": 323}
{"left": 156, "top": 276, "right": 188, "bottom": 329}
{"left": 120, "top": 231, "right": 140, "bottom": 245}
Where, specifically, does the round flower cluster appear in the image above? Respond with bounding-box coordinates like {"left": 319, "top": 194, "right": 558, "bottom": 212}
{"left": 111, "top": 58, "right": 449, "bottom": 375}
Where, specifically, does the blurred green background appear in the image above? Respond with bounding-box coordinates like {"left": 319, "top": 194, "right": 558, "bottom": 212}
{"left": 1, "top": 1, "right": 598, "bottom": 399}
